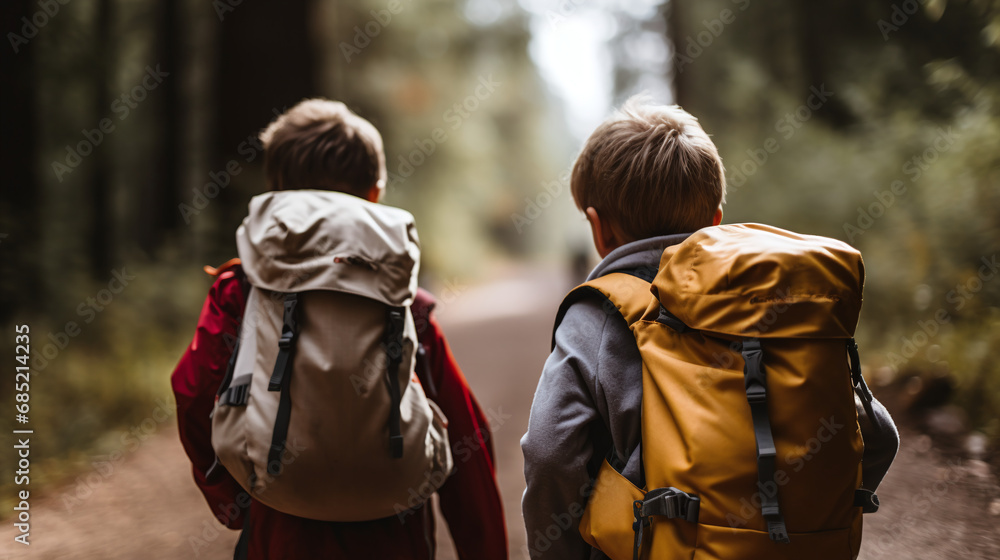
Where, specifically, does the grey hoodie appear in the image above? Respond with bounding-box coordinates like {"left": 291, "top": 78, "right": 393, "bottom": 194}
{"left": 520, "top": 234, "right": 900, "bottom": 560}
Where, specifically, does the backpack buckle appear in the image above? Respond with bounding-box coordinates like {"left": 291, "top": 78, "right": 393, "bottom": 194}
{"left": 632, "top": 500, "right": 648, "bottom": 532}
{"left": 633, "top": 490, "right": 700, "bottom": 560}
{"left": 635, "top": 487, "right": 701, "bottom": 524}
{"left": 741, "top": 339, "right": 768, "bottom": 403}
{"left": 745, "top": 384, "right": 767, "bottom": 404}
{"left": 767, "top": 520, "right": 790, "bottom": 544}
{"left": 854, "top": 489, "right": 880, "bottom": 513}
{"left": 277, "top": 294, "right": 300, "bottom": 350}
{"left": 847, "top": 338, "right": 873, "bottom": 404}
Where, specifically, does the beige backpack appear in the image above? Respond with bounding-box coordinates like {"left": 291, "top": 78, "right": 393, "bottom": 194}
{"left": 211, "top": 190, "right": 453, "bottom": 522}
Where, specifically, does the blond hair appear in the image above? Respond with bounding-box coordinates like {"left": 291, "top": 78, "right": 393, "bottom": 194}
{"left": 260, "top": 99, "right": 386, "bottom": 196}
{"left": 571, "top": 95, "right": 726, "bottom": 240}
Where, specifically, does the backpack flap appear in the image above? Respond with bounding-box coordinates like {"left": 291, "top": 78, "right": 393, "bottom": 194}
{"left": 649, "top": 223, "right": 865, "bottom": 339}
{"left": 236, "top": 189, "right": 420, "bottom": 305}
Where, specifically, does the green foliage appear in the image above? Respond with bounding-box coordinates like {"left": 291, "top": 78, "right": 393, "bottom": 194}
{"left": 0, "top": 254, "right": 207, "bottom": 513}
{"left": 326, "top": 0, "right": 573, "bottom": 280}
{"left": 677, "top": 0, "right": 1000, "bottom": 431}
{"left": 11, "top": 0, "right": 1000, "bottom": 505}
{"left": 4, "top": 0, "right": 574, "bottom": 502}
{"left": 938, "top": 311, "right": 1000, "bottom": 442}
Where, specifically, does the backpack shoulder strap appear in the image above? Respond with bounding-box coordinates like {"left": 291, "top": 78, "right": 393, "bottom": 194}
{"left": 552, "top": 270, "right": 653, "bottom": 351}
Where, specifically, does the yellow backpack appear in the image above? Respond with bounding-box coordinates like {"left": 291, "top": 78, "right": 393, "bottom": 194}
{"left": 566, "top": 224, "right": 880, "bottom": 560}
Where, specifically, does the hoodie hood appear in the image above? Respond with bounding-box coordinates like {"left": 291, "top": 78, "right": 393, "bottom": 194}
{"left": 587, "top": 233, "right": 692, "bottom": 282}
{"left": 236, "top": 190, "right": 420, "bottom": 307}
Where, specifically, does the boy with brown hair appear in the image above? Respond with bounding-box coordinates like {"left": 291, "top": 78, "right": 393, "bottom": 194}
{"left": 520, "top": 96, "right": 899, "bottom": 559}
{"left": 172, "top": 98, "right": 507, "bottom": 559}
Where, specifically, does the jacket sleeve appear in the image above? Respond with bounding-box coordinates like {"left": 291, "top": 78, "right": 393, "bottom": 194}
{"left": 170, "top": 269, "right": 247, "bottom": 530}
{"left": 414, "top": 289, "right": 509, "bottom": 560}
{"left": 521, "top": 301, "right": 612, "bottom": 560}
{"left": 857, "top": 394, "right": 899, "bottom": 491}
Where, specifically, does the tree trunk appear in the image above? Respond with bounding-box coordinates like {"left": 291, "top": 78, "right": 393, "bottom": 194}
{"left": 136, "top": 0, "right": 183, "bottom": 255}
{"left": 89, "top": 0, "right": 114, "bottom": 279}
{"left": 213, "top": 0, "right": 318, "bottom": 162}
{"left": 207, "top": 0, "right": 319, "bottom": 253}
{"left": 668, "top": 0, "right": 690, "bottom": 108}
{"left": 793, "top": 1, "right": 853, "bottom": 128}
{"left": 0, "top": 0, "right": 42, "bottom": 319}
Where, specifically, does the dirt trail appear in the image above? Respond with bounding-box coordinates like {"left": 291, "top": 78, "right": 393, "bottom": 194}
{"left": 1, "top": 422, "right": 239, "bottom": 560}
{"left": 856, "top": 427, "right": 1000, "bottom": 559}
{"left": 3, "top": 269, "right": 999, "bottom": 559}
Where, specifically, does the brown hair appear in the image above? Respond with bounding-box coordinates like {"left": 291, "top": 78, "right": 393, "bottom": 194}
{"left": 259, "top": 99, "right": 386, "bottom": 197}
{"left": 571, "top": 95, "right": 726, "bottom": 241}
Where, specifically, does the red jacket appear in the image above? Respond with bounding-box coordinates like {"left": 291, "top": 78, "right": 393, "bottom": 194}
{"left": 171, "top": 264, "right": 508, "bottom": 559}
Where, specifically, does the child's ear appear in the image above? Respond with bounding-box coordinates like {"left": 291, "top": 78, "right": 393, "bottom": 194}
{"left": 712, "top": 206, "right": 723, "bottom": 226}
{"left": 585, "top": 207, "right": 621, "bottom": 258}
{"left": 364, "top": 183, "right": 383, "bottom": 203}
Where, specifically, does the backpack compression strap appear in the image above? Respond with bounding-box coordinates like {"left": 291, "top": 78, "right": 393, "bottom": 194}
{"left": 650, "top": 311, "right": 791, "bottom": 544}
{"left": 207, "top": 267, "right": 249, "bottom": 481}
{"left": 213, "top": 264, "right": 251, "bottom": 407}
{"left": 848, "top": 337, "right": 881, "bottom": 514}
{"left": 384, "top": 306, "right": 405, "bottom": 458}
{"left": 740, "top": 338, "right": 790, "bottom": 544}
{"left": 267, "top": 293, "right": 300, "bottom": 476}
{"left": 631, "top": 487, "right": 700, "bottom": 560}
{"left": 645, "top": 314, "right": 878, "bottom": 548}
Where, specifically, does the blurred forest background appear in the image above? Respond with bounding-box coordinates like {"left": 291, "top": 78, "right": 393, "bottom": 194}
{"left": 1, "top": 0, "right": 999, "bottom": 520}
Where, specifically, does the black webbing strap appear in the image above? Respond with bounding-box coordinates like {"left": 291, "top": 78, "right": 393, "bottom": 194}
{"left": 655, "top": 305, "right": 690, "bottom": 333}
{"left": 233, "top": 505, "right": 251, "bottom": 560}
{"left": 625, "top": 265, "right": 658, "bottom": 283}
{"left": 854, "top": 489, "right": 880, "bottom": 513}
{"left": 847, "top": 338, "right": 874, "bottom": 405}
{"left": 268, "top": 294, "right": 300, "bottom": 391}
{"left": 210, "top": 308, "right": 244, "bottom": 427}
{"left": 267, "top": 293, "right": 299, "bottom": 476}
{"left": 848, "top": 338, "right": 883, "bottom": 502}
{"left": 415, "top": 344, "right": 438, "bottom": 401}
{"left": 214, "top": 265, "right": 248, "bottom": 414}
{"left": 632, "top": 487, "right": 700, "bottom": 560}
{"left": 741, "top": 338, "right": 790, "bottom": 544}
{"left": 218, "top": 375, "right": 252, "bottom": 407}
{"left": 205, "top": 455, "right": 223, "bottom": 481}
{"left": 385, "top": 306, "right": 405, "bottom": 458}
{"left": 214, "top": 314, "right": 245, "bottom": 406}
{"left": 217, "top": 337, "right": 241, "bottom": 396}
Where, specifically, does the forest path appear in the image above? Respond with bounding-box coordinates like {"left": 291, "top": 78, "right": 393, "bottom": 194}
{"left": 2, "top": 268, "right": 999, "bottom": 559}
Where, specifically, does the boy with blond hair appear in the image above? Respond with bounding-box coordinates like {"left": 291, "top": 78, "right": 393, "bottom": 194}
{"left": 521, "top": 96, "right": 898, "bottom": 559}
{"left": 173, "top": 99, "right": 507, "bottom": 559}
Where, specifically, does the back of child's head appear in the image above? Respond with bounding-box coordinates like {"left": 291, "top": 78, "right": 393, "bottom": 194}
{"left": 260, "top": 99, "right": 386, "bottom": 197}
{"left": 571, "top": 95, "right": 726, "bottom": 241}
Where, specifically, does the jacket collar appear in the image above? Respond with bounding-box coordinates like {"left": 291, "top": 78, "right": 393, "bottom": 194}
{"left": 587, "top": 233, "right": 691, "bottom": 282}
